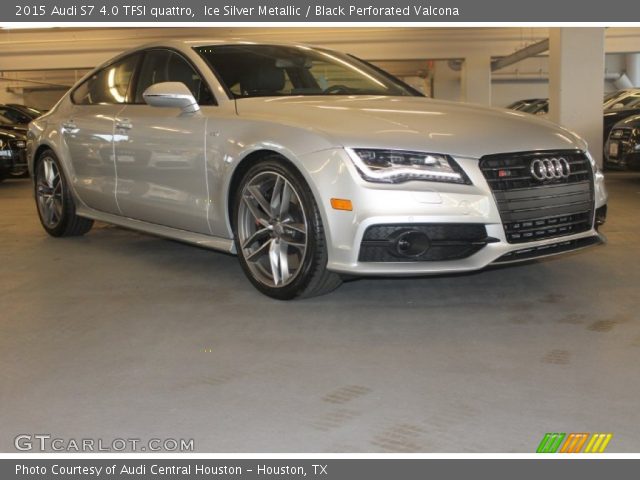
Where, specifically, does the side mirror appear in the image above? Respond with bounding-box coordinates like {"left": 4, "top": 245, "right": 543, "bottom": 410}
{"left": 143, "top": 82, "right": 200, "bottom": 114}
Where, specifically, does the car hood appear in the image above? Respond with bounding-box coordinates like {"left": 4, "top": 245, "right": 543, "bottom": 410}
{"left": 235, "top": 96, "right": 585, "bottom": 158}
{"left": 0, "top": 127, "right": 26, "bottom": 140}
{"left": 0, "top": 124, "right": 28, "bottom": 134}
{"left": 613, "top": 114, "right": 640, "bottom": 128}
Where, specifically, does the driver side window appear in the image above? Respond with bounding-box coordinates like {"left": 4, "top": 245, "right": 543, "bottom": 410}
{"left": 134, "top": 49, "right": 215, "bottom": 105}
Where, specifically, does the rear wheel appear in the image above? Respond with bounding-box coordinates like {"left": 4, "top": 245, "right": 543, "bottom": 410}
{"left": 35, "top": 149, "right": 93, "bottom": 237}
{"left": 232, "top": 157, "right": 342, "bottom": 299}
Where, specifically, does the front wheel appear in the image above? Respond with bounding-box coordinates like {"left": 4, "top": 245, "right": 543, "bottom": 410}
{"left": 34, "top": 149, "right": 94, "bottom": 237}
{"left": 232, "top": 158, "right": 342, "bottom": 299}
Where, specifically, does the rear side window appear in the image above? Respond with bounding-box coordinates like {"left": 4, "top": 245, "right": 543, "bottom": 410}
{"left": 72, "top": 54, "right": 140, "bottom": 105}
{"left": 0, "top": 107, "right": 31, "bottom": 124}
{"left": 134, "top": 49, "right": 215, "bottom": 105}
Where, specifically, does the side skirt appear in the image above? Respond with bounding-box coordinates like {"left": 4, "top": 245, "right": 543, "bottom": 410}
{"left": 75, "top": 205, "right": 236, "bottom": 254}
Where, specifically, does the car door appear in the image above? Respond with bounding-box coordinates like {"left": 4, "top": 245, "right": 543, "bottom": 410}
{"left": 114, "top": 49, "right": 215, "bottom": 234}
{"left": 62, "top": 53, "right": 141, "bottom": 214}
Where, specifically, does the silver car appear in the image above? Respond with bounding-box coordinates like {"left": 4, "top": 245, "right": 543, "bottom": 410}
{"left": 28, "top": 40, "right": 608, "bottom": 299}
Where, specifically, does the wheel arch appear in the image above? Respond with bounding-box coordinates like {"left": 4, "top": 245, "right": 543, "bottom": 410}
{"left": 225, "top": 148, "right": 322, "bottom": 232}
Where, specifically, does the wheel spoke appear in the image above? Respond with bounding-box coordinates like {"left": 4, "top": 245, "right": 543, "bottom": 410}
{"left": 246, "top": 238, "right": 272, "bottom": 262}
{"left": 278, "top": 242, "right": 291, "bottom": 283}
{"left": 268, "top": 239, "right": 281, "bottom": 285}
{"left": 242, "top": 195, "right": 269, "bottom": 227}
{"left": 279, "top": 182, "right": 292, "bottom": 217}
{"left": 284, "top": 222, "right": 306, "bottom": 234}
{"left": 52, "top": 198, "right": 63, "bottom": 221}
{"left": 242, "top": 227, "right": 270, "bottom": 250}
{"left": 270, "top": 176, "right": 284, "bottom": 216}
{"left": 44, "top": 160, "right": 55, "bottom": 187}
{"left": 45, "top": 198, "right": 55, "bottom": 225}
{"left": 280, "top": 234, "right": 306, "bottom": 249}
{"left": 246, "top": 185, "right": 272, "bottom": 216}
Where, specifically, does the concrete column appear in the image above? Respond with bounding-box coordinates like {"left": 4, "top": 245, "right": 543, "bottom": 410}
{"left": 626, "top": 53, "right": 640, "bottom": 87}
{"left": 549, "top": 28, "right": 605, "bottom": 166}
{"left": 461, "top": 54, "right": 492, "bottom": 105}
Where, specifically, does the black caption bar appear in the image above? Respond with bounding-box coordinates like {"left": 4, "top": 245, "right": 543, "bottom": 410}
{"left": 1, "top": 459, "right": 639, "bottom": 480}
{"left": 5, "top": 0, "right": 640, "bottom": 22}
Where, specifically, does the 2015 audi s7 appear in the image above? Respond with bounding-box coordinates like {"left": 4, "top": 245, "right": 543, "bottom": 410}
{"left": 28, "top": 40, "right": 608, "bottom": 299}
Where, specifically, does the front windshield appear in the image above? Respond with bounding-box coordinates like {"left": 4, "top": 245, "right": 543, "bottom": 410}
{"left": 195, "top": 45, "right": 419, "bottom": 98}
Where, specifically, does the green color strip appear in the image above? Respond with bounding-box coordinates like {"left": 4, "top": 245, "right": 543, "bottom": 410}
{"left": 537, "top": 433, "right": 566, "bottom": 453}
{"left": 537, "top": 433, "right": 553, "bottom": 453}
{"left": 548, "top": 433, "right": 566, "bottom": 453}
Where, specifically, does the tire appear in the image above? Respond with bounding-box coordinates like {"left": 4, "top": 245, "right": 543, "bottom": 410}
{"left": 34, "top": 149, "right": 94, "bottom": 237}
{"left": 232, "top": 157, "right": 342, "bottom": 300}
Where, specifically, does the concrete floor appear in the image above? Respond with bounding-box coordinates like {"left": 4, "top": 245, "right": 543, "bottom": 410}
{"left": 1, "top": 173, "right": 639, "bottom": 453}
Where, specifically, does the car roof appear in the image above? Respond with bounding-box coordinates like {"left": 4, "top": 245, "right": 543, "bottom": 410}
{"left": 95, "top": 39, "right": 318, "bottom": 72}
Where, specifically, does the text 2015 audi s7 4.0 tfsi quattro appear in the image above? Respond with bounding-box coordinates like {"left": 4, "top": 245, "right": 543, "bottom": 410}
{"left": 28, "top": 40, "right": 608, "bottom": 299}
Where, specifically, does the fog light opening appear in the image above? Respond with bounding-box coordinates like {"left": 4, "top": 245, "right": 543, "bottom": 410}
{"left": 394, "top": 230, "right": 431, "bottom": 258}
{"left": 595, "top": 205, "right": 607, "bottom": 229}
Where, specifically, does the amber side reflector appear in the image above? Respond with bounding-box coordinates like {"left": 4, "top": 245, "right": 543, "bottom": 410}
{"left": 330, "top": 198, "right": 353, "bottom": 211}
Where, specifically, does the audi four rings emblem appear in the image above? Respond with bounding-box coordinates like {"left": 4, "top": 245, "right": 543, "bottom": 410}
{"left": 530, "top": 157, "right": 571, "bottom": 181}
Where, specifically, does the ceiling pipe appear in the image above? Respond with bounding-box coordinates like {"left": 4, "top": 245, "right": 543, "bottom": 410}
{"left": 491, "top": 39, "right": 549, "bottom": 71}
{"left": 491, "top": 71, "right": 629, "bottom": 83}
{"left": 449, "top": 38, "right": 550, "bottom": 72}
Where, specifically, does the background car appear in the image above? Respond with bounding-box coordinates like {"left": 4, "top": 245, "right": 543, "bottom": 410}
{"left": 0, "top": 128, "right": 28, "bottom": 181}
{"left": 604, "top": 114, "right": 640, "bottom": 170}
{"left": 506, "top": 98, "right": 548, "bottom": 115}
{"left": 0, "top": 104, "right": 41, "bottom": 127}
{"left": 603, "top": 95, "right": 640, "bottom": 142}
{"left": 603, "top": 88, "right": 640, "bottom": 110}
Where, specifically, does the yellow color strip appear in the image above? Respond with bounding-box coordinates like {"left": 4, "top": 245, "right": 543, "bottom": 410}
{"left": 584, "top": 434, "right": 598, "bottom": 453}
{"left": 598, "top": 434, "right": 613, "bottom": 453}
{"left": 591, "top": 434, "right": 605, "bottom": 453}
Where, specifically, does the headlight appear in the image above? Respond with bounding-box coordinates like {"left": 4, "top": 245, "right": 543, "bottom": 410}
{"left": 14, "top": 141, "right": 26, "bottom": 148}
{"left": 346, "top": 148, "right": 471, "bottom": 184}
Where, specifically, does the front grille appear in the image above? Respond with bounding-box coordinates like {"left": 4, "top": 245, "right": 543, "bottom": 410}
{"left": 479, "top": 150, "right": 594, "bottom": 244}
{"left": 609, "top": 128, "right": 633, "bottom": 142}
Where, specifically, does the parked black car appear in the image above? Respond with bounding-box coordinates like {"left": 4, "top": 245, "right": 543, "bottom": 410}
{"left": 604, "top": 114, "right": 640, "bottom": 170}
{"left": 0, "top": 128, "right": 28, "bottom": 181}
{"left": 507, "top": 98, "right": 543, "bottom": 110}
{"left": 4, "top": 104, "right": 44, "bottom": 118}
{"left": 603, "top": 94, "right": 640, "bottom": 142}
{"left": 0, "top": 104, "right": 40, "bottom": 126}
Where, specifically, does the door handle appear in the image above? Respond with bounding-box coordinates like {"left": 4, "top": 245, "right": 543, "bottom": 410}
{"left": 115, "top": 119, "right": 133, "bottom": 130}
{"left": 62, "top": 121, "right": 77, "bottom": 131}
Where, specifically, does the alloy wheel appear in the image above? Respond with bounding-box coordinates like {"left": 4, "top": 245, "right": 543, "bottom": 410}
{"left": 36, "top": 156, "right": 64, "bottom": 229}
{"left": 237, "top": 171, "right": 308, "bottom": 288}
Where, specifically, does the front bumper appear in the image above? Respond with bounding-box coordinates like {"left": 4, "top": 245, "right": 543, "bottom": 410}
{"left": 605, "top": 128, "right": 640, "bottom": 170}
{"left": 0, "top": 147, "right": 27, "bottom": 176}
{"left": 300, "top": 149, "right": 607, "bottom": 276}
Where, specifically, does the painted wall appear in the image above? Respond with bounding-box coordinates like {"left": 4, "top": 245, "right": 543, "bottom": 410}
{"left": 431, "top": 53, "right": 632, "bottom": 108}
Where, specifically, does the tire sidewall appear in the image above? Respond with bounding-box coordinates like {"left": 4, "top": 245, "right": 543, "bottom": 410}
{"left": 34, "top": 150, "right": 74, "bottom": 237}
{"left": 232, "top": 159, "right": 324, "bottom": 300}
